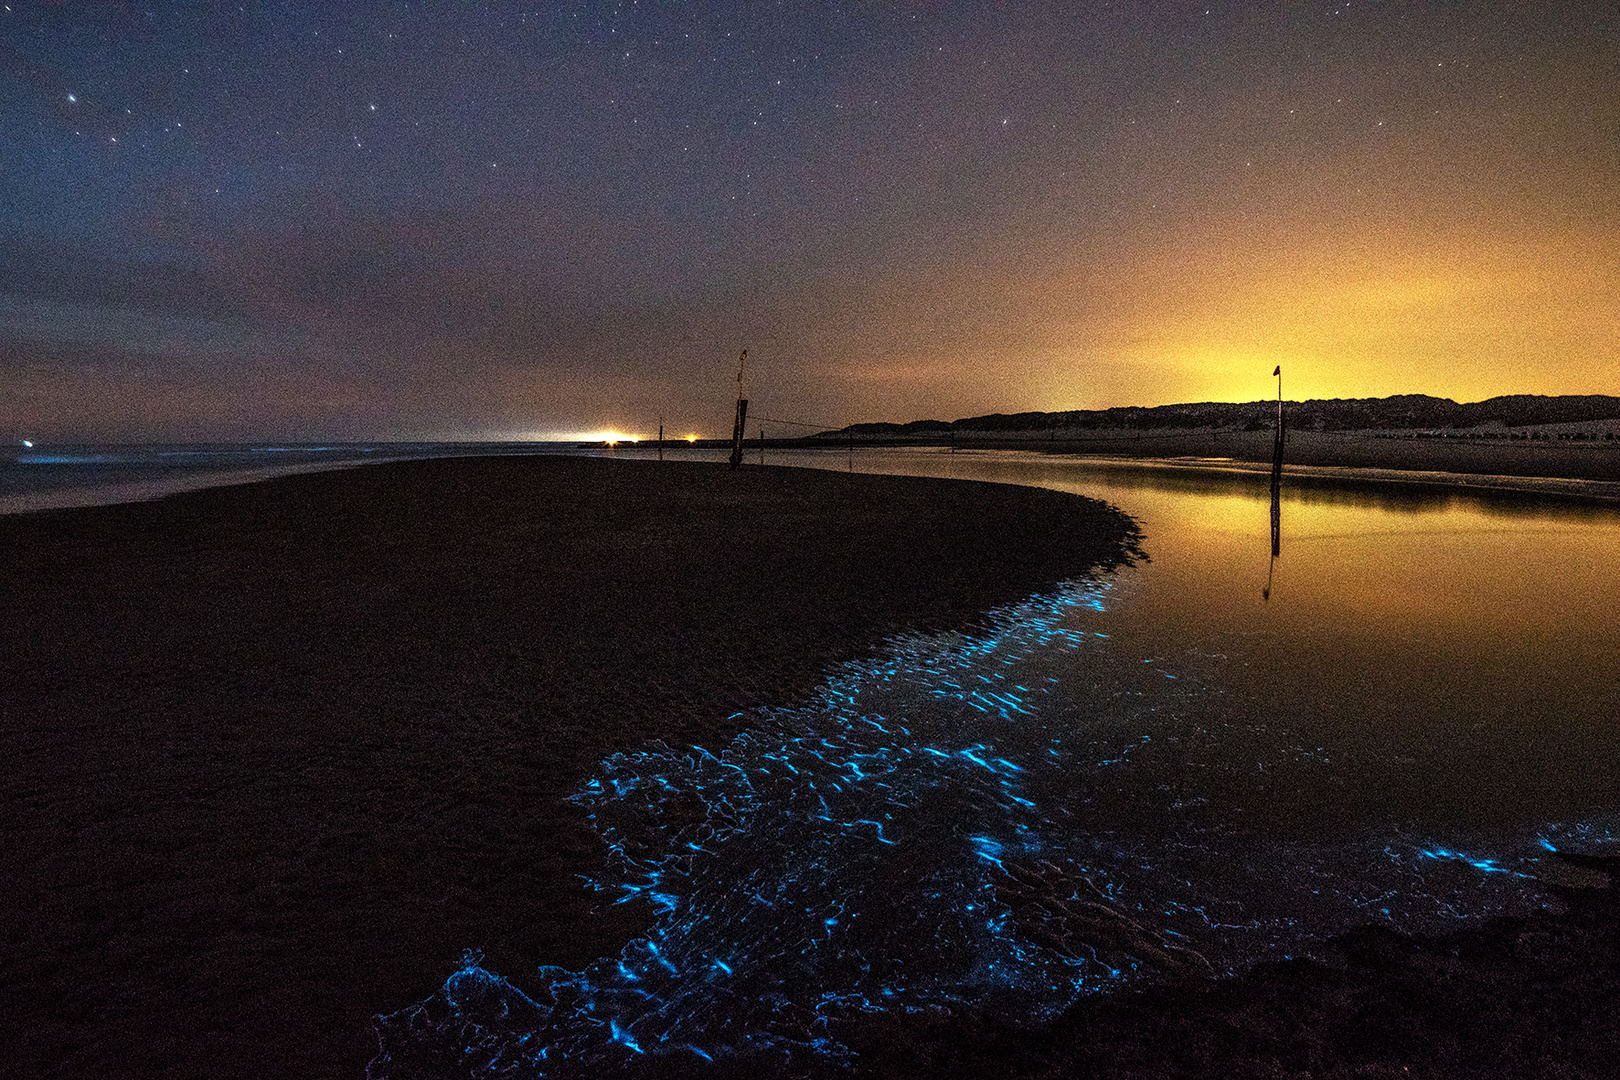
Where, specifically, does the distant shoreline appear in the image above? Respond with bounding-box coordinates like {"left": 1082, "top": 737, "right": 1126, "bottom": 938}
{"left": 1017, "top": 432, "right": 1620, "bottom": 503}
{"left": 8, "top": 433, "right": 1616, "bottom": 518}
{"left": 636, "top": 430, "right": 1620, "bottom": 501}
{"left": 1042, "top": 428, "right": 1620, "bottom": 499}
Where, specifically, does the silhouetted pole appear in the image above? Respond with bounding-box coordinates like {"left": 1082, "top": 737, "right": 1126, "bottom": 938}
{"left": 1264, "top": 495, "right": 1279, "bottom": 601}
{"left": 759, "top": 426, "right": 765, "bottom": 465}
{"left": 1265, "top": 365, "right": 1283, "bottom": 600}
{"left": 728, "top": 349, "right": 749, "bottom": 471}
{"left": 1271, "top": 483, "right": 1281, "bottom": 560}
{"left": 1270, "top": 365, "right": 1284, "bottom": 492}
{"left": 658, "top": 420, "right": 664, "bottom": 462}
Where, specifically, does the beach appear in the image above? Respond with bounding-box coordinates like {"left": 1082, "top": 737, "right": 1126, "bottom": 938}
{"left": 6, "top": 451, "right": 1619, "bottom": 1080}
{"left": 0, "top": 455, "right": 1139, "bottom": 1080}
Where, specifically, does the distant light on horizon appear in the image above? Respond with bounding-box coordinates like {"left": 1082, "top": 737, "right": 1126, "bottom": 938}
{"left": 505, "top": 429, "right": 652, "bottom": 444}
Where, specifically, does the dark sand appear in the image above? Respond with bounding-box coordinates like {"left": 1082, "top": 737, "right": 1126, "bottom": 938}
{"left": 0, "top": 456, "right": 1139, "bottom": 1080}
{"left": 827, "top": 871, "right": 1620, "bottom": 1080}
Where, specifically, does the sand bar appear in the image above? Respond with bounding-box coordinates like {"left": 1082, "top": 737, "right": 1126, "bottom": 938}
{"left": 0, "top": 455, "right": 1139, "bottom": 1080}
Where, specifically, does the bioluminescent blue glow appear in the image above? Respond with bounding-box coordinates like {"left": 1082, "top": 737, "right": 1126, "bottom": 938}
{"left": 370, "top": 579, "right": 1617, "bottom": 1078}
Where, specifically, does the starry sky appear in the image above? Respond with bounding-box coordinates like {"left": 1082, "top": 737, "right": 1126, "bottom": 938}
{"left": 3, "top": 2, "right": 1617, "bottom": 442}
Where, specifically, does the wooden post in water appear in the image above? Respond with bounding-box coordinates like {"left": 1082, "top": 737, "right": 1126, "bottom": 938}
{"left": 1264, "top": 494, "right": 1279, "bottom": 601}
{"left": 658, "top": 421, "right": 664, "bottom": 462}
{"left": 729, "top": 349, "right": 749, "bottom": 471}
{"left": 1270, "top": 482, "right": 1281, "bottom": 559}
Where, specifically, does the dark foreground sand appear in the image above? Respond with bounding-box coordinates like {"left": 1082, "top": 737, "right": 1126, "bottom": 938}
{"left": 5, "top": 454, "right": 1617, "bottom": 1080}
{"left": 819, "top": 867, "right": 1620, "bottom": 1080}
{"left": 0, "top": 456, "right": 1138, "bottom": 1080}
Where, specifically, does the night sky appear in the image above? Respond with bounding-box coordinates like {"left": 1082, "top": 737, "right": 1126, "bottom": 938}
{"left": 3, "top": 2, "right": 1616, "bottom": 442}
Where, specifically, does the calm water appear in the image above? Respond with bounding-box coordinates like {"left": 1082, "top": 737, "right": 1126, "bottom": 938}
{"left": 795, "top": 449, "right": 1620, "bottom": 836}
{"left": 11, "top": 444, "right": 1618, "bottom": 1074}
{"left": 369, "top": 446, "right": 1620, "bottom": 1075}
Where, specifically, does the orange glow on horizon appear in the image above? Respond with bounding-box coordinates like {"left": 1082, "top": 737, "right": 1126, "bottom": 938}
{"left": 997, "top": 210, "right": 1620, "bottom": 415}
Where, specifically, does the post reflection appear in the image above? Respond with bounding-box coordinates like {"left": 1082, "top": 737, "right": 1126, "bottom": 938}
{"left": 1264, "top": 372, "right": 1285, "bottom": 600}
{"left": 1264, "top": 470, "right": 1281, "bottom": 600}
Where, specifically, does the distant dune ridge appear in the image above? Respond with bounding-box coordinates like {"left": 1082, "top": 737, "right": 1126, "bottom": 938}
{"left": 826, "top": 394, "right": 1620, "bottom": 438}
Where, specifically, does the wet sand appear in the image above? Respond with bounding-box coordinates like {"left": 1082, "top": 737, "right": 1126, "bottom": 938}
{"left": 0, "top": 455, "right": 1139, "bottom": 1080}
{"left": 829, "top": 867, "right": 1620, "bottom": 1080}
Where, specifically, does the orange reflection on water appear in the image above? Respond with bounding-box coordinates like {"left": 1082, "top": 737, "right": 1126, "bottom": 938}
{"left": 753, "top": 447, "right": 1620, "bottom": 834}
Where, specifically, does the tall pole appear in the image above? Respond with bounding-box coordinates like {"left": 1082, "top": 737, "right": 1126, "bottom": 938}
{"left": 1270, "top": 365, "right": 1284, "bottom": 491}
{"left": 729, "top": 349, "right": 749, "bottom": 471}
{"left": 1266, "top": 365, "right": 1283, "bottom": 600}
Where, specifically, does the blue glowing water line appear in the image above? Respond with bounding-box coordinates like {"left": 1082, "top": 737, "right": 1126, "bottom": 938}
{"left": 371, "top": 577, "right": 1619, "bottom": 1078}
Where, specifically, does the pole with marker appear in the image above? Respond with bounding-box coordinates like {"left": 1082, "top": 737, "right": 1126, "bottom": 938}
{"left": 1271, "top": 365, "right": 1284, "bottom": 490}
